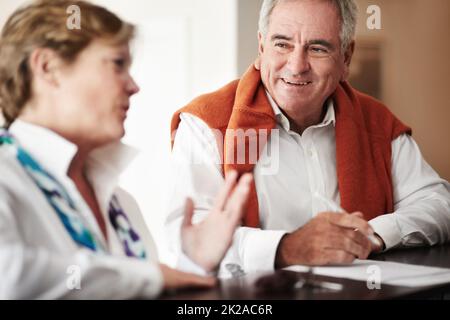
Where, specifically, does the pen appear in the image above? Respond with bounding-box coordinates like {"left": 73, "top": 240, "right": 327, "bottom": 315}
{"left": 313, "top": 191, "right": 380, "bottom": 247}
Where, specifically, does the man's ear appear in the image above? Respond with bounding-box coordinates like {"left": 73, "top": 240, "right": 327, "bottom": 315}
{"left": 254, "top": 56, "right": 261, "bottom": 70}
{"left": 341, "top": 41, "right": 355, "bottom": 82}
{"left": 28, "top": 48, "right": 63, "bottom": 87}
{"left": 254, "top": 32, "right": 265, "bottom": 70}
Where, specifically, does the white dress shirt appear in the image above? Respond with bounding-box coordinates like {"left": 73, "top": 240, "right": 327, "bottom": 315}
{"left": 0, "top": 120, "right": 163, "bottom": 299}
{"left": 166, "top": 93, "right": 450, "bottom": 277}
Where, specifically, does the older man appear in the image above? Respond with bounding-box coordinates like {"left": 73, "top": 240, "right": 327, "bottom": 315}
{"left": 167, "top": 0, "right": 450, "bottom": 275}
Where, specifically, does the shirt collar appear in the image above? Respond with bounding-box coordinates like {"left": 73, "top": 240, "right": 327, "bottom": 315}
{"left": 9, "top": 119, "right": 78, "bottom": 176}
{"left": 8, "top": 119, "right": 138, "bottom": 192}
{"left": 265, "top": 91, "right": 336, "bottom": 132}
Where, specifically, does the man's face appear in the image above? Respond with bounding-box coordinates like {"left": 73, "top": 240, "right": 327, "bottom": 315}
{"left": 258, "top": 0, "right": 353, "bottom": 117}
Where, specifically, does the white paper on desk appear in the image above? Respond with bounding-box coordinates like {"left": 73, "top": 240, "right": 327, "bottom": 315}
{"left": 285, "top": 260, "right": 450, "bottom": 287}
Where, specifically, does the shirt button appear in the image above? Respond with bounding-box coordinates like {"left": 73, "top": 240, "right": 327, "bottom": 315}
{"left": 308, "top": 149, "right": 314, "bottom": 157}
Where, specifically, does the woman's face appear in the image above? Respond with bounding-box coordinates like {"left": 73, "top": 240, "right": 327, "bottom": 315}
{"left": 54, "top": 40, "right": 139, "bottom": 148}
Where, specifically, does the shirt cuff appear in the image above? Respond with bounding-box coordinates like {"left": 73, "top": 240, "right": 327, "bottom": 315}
{"left": 176, "top": 252, "right": 212, "bottom": 276}
{"left": 369, "top": 213, "right": 402, "bottom": 251}
{"left": 242, "top": 229, "right": 287, "bottom": 272}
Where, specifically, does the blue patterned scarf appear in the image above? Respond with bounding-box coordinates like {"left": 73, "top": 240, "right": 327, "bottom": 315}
{"left": 0, "top": 130, "right": 146, "bottom": 259}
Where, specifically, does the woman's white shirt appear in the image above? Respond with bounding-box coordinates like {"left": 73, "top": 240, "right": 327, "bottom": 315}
{"left": 0, "top": 120, "right": 163, "bottom": 299}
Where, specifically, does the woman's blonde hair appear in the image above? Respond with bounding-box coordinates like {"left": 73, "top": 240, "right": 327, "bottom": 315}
{"left": 0, "top": 0, "right": 135, "bottom": 127}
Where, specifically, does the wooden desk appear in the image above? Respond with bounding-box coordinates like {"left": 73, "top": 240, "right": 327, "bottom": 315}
{"left": 162, "top": 244, "right": 450, "bottom": 300}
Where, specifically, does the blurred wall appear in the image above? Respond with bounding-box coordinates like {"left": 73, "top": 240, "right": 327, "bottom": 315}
{"left": 355, "top": 0, "right": 450, "bottom": 181}
{"left": 237, "top": 0, "right": 262, "bottom": 74}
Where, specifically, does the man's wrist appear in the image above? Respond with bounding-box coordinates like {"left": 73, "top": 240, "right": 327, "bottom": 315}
{"left": 274, "top": 233, "right": 290, "bottom": 269}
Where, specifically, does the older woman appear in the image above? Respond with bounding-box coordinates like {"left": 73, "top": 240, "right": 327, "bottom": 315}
{"left": 0, "top": 0, "right": 252, "bottom": 299}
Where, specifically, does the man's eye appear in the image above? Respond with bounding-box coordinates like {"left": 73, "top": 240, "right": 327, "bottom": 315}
{"left": 274, "top": 42, "right": 289, "bottom": 49}
{"left": 310, "top": 47, "right": 327, "bottom": 53}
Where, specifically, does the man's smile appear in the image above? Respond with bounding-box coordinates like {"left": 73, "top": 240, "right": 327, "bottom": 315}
{"left": 281, "top": 78, "right": 312, "bottom": 86}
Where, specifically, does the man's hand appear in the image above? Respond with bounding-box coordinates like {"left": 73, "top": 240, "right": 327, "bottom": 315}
{"left": 275, "top": 211, "right": 376, "bottom": 268}
{"left": 181, "top": 171, "right": 253, "bottom": 272}
{"left": 159, "top": 264, "right": 216, "bottom": 291}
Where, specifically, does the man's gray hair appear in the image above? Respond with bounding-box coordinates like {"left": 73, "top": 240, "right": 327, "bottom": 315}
{"left": 258, "top": 0, "right": 358, "bottom": 52}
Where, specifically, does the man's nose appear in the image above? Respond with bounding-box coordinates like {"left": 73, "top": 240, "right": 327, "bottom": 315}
{"left": 287, "top": 48, "right": 310, "bottom": 75}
